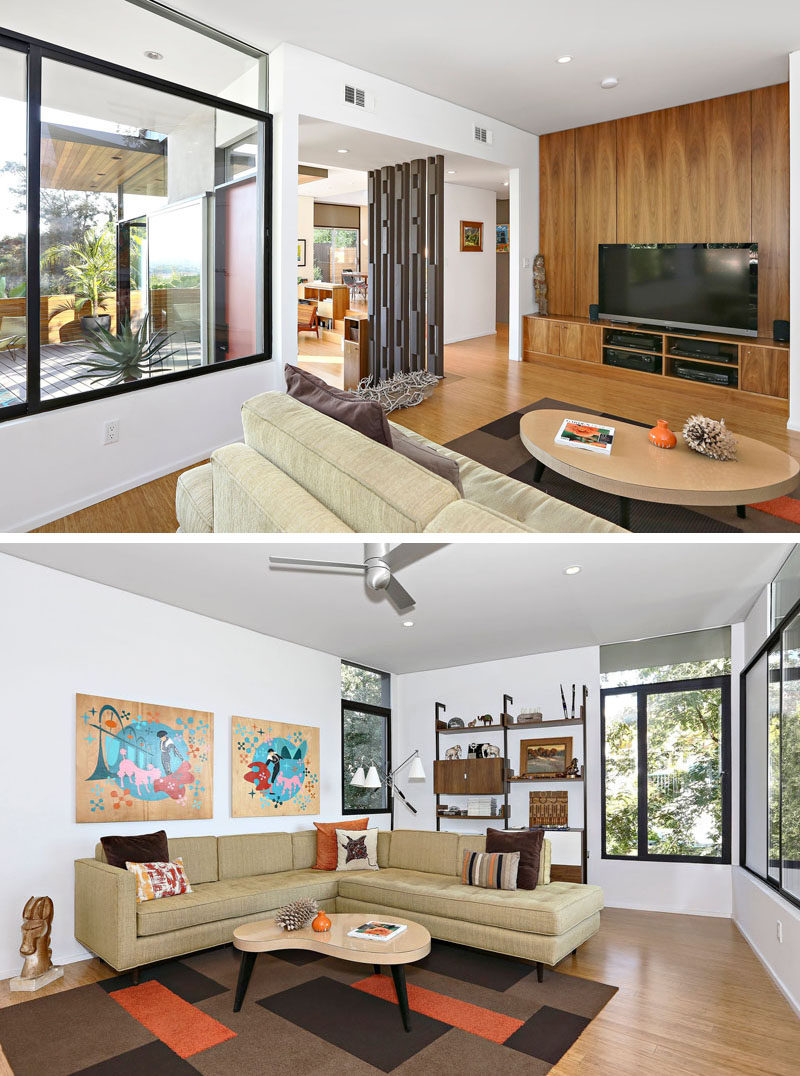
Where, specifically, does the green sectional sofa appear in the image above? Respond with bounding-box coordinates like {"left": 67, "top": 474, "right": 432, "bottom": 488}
{"left": 74, "top": 828, "right": 603, "bottom": 981}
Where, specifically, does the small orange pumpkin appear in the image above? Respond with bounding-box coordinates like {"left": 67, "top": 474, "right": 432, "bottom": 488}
{"left": 648, "top": 419, "right": 677, "bottom": 450}
{"left": 312, "top": 911, "right": 331, "bottom": 932}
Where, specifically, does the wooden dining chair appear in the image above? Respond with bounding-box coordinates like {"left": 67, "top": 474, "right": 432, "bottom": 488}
{"left": 298, "top": 299, "right": 320, "bottom": 338}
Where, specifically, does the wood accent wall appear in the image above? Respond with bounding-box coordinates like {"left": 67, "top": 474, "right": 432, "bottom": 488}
{"left": 539, "top": 84, "right": 789, "bottom": 337}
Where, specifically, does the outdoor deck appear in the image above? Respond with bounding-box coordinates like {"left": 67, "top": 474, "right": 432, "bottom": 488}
{"left": 0, "top": 340, "right": 203, "bottom": 407}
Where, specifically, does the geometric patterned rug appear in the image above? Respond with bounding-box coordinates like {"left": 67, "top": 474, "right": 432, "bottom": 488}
{"left": 445, "top": 397, "right": 800, "bottom": 532}
{"left": 0, "top": 941, "right": 617, "bottom": 1075}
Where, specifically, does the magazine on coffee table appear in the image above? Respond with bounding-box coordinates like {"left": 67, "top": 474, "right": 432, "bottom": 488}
{"left": 554, "top": 418, "right": 615, "bottom": 455}
{"left": 347, "top": 921, "right": 408, "bottom": 942}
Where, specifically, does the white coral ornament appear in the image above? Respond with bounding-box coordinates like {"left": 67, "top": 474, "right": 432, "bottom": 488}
{"left": 275, "top": 898, "right": 318, "bottom": 931}
{"left": 682, "top": 414, "right": 738, "bottom": 462}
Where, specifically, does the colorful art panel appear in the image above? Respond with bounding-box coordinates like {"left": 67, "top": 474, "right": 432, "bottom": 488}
{"left": 76, "top": 693, "right": 213, "bottom": 823}
{"left": 232, "top": 716, "right": 320, "bottom": 818}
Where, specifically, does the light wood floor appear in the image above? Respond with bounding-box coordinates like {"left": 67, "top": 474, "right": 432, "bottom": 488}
{"left": 34, "top": 325, "right": 800, "bottom": 532}
{"left": 1, "top": 908, "right": 798, "bottom": 1075}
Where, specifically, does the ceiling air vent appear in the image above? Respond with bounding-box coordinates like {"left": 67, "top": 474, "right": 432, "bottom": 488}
{"left": 344, "top": 84, "right": 367, "bottom": 108}
{"left": 473, "top": 124, "right": 493, "bottom": 146}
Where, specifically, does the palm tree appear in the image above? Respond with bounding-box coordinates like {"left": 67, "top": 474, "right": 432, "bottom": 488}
{"left": 43, "top": 225, "right": 116, "bottom": 320}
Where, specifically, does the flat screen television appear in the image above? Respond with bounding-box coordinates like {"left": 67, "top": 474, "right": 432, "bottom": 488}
{"left": 598, "top": 243, "right": 758, "bottom": 337}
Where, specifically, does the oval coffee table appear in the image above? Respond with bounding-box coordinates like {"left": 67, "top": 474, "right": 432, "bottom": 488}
{"left": 233, "top": 913, "right": 431, "bottom": 1031}
{"left": 520, "top": 409, "right": 800, "bottom": 529}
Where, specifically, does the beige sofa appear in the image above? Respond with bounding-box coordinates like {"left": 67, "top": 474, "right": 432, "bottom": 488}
{"left": 175, "top": 392, "right": 623, "bottom": 533}
{"left": 75, "top": 829, "right": 603, "bottom": 981}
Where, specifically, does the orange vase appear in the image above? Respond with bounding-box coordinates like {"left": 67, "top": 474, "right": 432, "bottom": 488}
{"left": 312, "top": 911, "right": 331, "bottom": 933}
{"left": 648, "top": 419, "right": 677, "bottom": 449}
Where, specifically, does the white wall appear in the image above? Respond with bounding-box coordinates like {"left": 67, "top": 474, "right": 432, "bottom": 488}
{"left": 0, "top": 364, "right": 271, "bottom": 532}
{"left": 395, "top": 640, "right": 741, "bottom": 918}
{"left": 0, "top": 555, "right": 390, "bottom": 979}
{"left": 789, "top": 50, "right": 800, "bottom": 429}
{"left": 733, "top": 868, "right": 800, "bottom": 1017}
{"left": 444, "top": 184, "right": 497, "bottom": 344}
{"left": 269, "top": 43, "right": 539, "bottom": 372}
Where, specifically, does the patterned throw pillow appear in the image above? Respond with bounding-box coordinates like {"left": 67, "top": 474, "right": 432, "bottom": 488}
{"left": 335, "top": 827, "right": 380, "bottom": 871}
{"left": 313, "top": 817, "right": 369, "bottom": 870}
{"left": 461, "top": 849, "right": 520, "bottom": 891}
{"left": 126, "top": 857, "right": 193, "bottom": 903}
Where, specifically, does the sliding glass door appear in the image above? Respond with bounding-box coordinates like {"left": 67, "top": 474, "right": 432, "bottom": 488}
{"left": 0, "top": 43, "right": 28, "bottom": 412}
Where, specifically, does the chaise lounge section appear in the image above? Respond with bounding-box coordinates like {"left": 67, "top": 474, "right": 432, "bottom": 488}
{"left": 74, "top": 829, "right": 603, "bottom": 981}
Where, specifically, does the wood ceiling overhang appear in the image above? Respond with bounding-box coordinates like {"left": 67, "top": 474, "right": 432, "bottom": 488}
{"left": 40, "top": 123, "right": 167, "bottom": 195}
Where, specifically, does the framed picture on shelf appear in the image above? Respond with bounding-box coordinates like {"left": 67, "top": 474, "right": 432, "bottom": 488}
{"left": 496, "top": 224, "right": 509, "bottom": 253}
{"left": 520, "top": 736, "right": 573, "bottom": 778}
{"left": 460, "top": 220, "right": 483, "bottom": 252}
{"left": 297, "top": 239, "right": 306, "bottom": 266}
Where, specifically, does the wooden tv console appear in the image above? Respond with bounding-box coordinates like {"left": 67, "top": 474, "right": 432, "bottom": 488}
{"left": 522, "top": 314, "right": 789, "bottom": 401}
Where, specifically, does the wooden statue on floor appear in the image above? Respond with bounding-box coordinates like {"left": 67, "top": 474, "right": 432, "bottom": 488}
{"left": 533, "top": 254, "right": 548, "bottom": 316}
{"left": 11, "top": 896, "right": 64, "bottom": 991}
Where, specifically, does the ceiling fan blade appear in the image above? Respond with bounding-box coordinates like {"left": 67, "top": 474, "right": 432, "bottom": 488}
{"left": 383, "top": 543, "right": 446, "bottom": 573}
{"left": 269, "top": 557, "right": 366, "bottom": 572}
{"left": 384, "top": 575, "right": 416, "bottom": 614}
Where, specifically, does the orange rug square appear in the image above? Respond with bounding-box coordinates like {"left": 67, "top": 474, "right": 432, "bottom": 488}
{"left": 750, "top": 496, "right": 800, "bottom": 524}
{"left": 352, "top": 973, "right": 524, "bottom": 1043}
{"left": 110, "top": 981, "right": 236, "bottom": 1058}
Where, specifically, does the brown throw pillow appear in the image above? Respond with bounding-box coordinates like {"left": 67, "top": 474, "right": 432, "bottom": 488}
{"left": 391, "top": 428, "right": 464, "bottom": 495}
{"left": 485, "top": 828, "right": 544, "bottom": 890}
{"left": 101, "top": 830, "right": 169, "bottom": 871}
{"left": 284, "top": 364, "right": 392, "bottom": 447}
{"left": 313, "top": 817, "right": 369, "bottom": 870}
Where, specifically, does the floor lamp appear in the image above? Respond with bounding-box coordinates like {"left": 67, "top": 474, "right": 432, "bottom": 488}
{"left": 350, "top": 750, "right": 426, "bottom": 816}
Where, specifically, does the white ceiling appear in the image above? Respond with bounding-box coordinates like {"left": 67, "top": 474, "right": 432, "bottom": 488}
{"left": 175, "top": 0, "right": 800, "bottom": 133}
{"left": 2, "top": 542, "right": 787, "bottom": 674}
{"left": 299, "top": 117, "right": 510, "bottom": 196}
{"left": 300, "top": 165, "right": 369, "bottom": 207}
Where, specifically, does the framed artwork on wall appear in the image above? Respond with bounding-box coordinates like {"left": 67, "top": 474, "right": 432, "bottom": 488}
{"left": 496, "top": 224, "right": 509, "bottom": 253}
{"left": 75, "top": 693, "right": 213, "bottom": 823}
{"left": 520, "top": 736, "right": 573, "bottom": 778}
{"left": 232, "top": 716, "right": 320, "bottom": 817}
{"left": 460, "top": 220, "right": 483, "bottom": 252}
{"left": 298, "top": 239, "right": 307, "bottom": 266}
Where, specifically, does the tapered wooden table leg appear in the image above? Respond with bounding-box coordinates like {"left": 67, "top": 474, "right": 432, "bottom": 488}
{"left": 233, "top": 951, "right": 256, "bottom": 1012}
{"left": 390, "top": 964, "right": 411, "bottom": 1032}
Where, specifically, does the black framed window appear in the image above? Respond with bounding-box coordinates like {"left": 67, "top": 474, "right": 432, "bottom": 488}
{"left": 743, "top": 595, "right": 800, "bottom": 911}
{"left": 0, "top": 25, "right": 271, "bottom": 424}
{"left": 602, "top": 675, "right": 731, "bottom": 863}
{"left": 341, "top": 661, "right": 391, "bottom": 816}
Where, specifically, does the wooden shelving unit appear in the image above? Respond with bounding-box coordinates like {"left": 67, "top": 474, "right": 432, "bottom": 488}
{"left": 433, "top": 693, "right": 589, "bottom": 882}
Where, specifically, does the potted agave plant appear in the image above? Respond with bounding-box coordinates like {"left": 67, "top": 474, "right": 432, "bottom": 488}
{"left": 68, "top": 315, "right": 176, "bottom": 387}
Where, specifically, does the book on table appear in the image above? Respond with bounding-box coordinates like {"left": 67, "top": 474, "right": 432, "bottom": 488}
{"left": 554, "top": 418, "right": 615, "bottom": 455}
{"left": 347, "top": 921, "right": 408, "bottom": 942}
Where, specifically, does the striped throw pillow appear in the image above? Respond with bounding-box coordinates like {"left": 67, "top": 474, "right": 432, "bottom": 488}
{"left": 461, "top": 849, "right": 520, "bottom": 891}
{"left": 126, "top": 857, "right": 192, "bottom": 903}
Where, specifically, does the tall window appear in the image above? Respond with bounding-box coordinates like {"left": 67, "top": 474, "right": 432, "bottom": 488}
{"left": 313, "top": 227, "right": 359, "bottom": 283}
{"left": 601, "top": 629, "right": 732, "bottom": 863}
{"left": 341, "top": 661, "right": 391, "bottom": 815}
{"left": 0, "top": 27, "right": 270, "bottom": 422}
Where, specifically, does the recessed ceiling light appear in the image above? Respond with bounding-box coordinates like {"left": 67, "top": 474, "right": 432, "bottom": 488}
{"left": 600, "top": 77, "right": 619, "bottom": 90}
{"left": 556, "top": 55, "right": 573, "bottom": 64}
{"left": 144, "top": 50, "right": 163, "bottom": 61}
{"left": 402, "top": 620, "right": 415, "bottom": 628}
{"left": 447, "top": 169, "right": 457, "bottom": 175}
{"left": 337, "top": 148, "right": 349, "bottom": 154}
{"left": 563, "top": 565, "right": 582, "bottom": 576}
{"left": 503, "top": 181, "right": 509, "bottom": 187}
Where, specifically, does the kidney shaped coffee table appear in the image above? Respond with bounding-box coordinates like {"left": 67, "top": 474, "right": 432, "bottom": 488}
{"left": 233, "top": 913, "right": 431, "bottom": 1031}
{"left": 520, "top": 409, "right": 800, "bottom": 529}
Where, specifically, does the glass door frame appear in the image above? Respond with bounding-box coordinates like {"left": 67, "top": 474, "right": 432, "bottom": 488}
{"left": 601, "top": 675, "right": 732, "bottom": 864}
{"left": 0, "top": 23, "right": 271, "bottom": 423}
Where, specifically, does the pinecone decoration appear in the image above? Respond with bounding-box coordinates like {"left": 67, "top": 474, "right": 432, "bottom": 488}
{"left": 275, "top": 897, "right": 318, "bottom": 931}
{"left": 682, "top": 414, "right": 738, "bottom": 462}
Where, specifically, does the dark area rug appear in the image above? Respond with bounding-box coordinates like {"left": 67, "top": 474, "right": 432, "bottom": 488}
{"left": 0, "top": 940, "right": 617, "bottom": 1075}
{"left": 445, "top": 398, "right": 800, "bottom": 532}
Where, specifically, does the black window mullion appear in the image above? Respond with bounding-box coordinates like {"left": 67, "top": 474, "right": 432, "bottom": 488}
{"left": 26, "top": 45, "right": 41, "bottom": 411}
{"left": 636, "top": 688, "right": 648, "bottom": 859}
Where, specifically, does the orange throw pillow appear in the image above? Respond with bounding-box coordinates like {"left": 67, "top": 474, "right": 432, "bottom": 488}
{"left": 314, "top": 817, "right": 368, "bottom": 870}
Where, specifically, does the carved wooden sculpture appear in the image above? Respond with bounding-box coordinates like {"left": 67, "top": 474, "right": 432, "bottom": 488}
{"left": 533, "top": 253, "right": 548, "bottom": 316}
{"left": 11, "top": 896, "right": 63, "bottom": 991}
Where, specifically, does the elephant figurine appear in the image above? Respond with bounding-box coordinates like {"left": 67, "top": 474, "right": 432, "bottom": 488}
{"left": 445, "top": 745, "right": 462, "bottom": 760}
{"left": 483, "top": 744, "right": 501, "bottom": 758}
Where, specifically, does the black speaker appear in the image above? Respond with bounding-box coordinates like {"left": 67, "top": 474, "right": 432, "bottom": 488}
{"left": 774, "top": 319, "right": 790, "bottom": 344}
{"left": 589, "top": 304, "right": 599, "bottom": 322}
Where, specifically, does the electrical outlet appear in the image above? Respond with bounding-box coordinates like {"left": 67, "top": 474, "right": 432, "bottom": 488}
{"left": 523, "top": 257, "right": 531, "bottom": 269}
{"left": 104, "top": 419, "right": 120, "bottom": 445}
{"left": 777, "top": 920, "right": 783, "bottom": 943}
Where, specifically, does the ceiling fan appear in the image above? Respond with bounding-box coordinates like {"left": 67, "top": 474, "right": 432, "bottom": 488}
{"left": 269, "top": 543, "right": 442, "bottom": 614}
